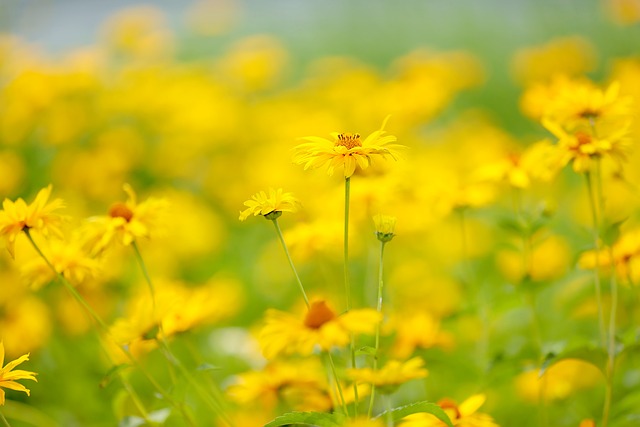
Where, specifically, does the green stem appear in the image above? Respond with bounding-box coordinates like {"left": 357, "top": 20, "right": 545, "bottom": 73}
{"left": 131, "top": 241, "right": 233, "bottom": 427}
{"left": 119, "top": 372, "right": 152, "bottom": 423}
{"left": 368, "top": 241, "right": 386, "bottom": 418}
{"left": 23, "top": 229, "right": 198, "bottom": 427}
{"left": 0, "top": 410, "right": 12, "bottom": 427}
{"left": 272, "top": 218, "right": 310, "bottom": 308}
{"left": 602, "top": 237, "right": 619, "bottom": 427}
{"left": 584, "top": 171, "right": 607, "bottom": 348}
{"left": 325, "top": 352, "right": 348, "bottom": 416}
{"left": 343, "top": 177, "right": 359, "bottom": 415}
{"left": 384, "top": 395, "right": 393, "bottom": 427}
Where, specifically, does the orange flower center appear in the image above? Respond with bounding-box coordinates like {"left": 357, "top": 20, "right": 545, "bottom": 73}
{"left": 335, "top": 133, "right": 362, "bottom": 150}
{"left": 438, "top": 398, "right": 461, "bottom": 419}
{"left": 109, "top": 202, "right": 134, "bottom": 222}
{"left": 304, "top": 300, "right": 336, "bottom": 329}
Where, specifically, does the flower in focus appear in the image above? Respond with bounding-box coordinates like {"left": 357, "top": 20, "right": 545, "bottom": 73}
{"left": 400, "top": 394, "right": 499, "bottom": 427}
{"left": 239, "top": 188, "right": 300, "bottom": 221}
{"left": 0, "top": 341, "right": 38, "bottom": 405}
{"left": 373, "top": 214, "right": 396, "bottom": 242}
{"left": 86, "top": 183, "right": 168, "bottom": 254}
{"left": 348, "top": 357, "right": 428, "bottom": 394}
{"left": 259, "top": 299, "right": 381, "bottom": 359}
{"left": 293, "top": 117, "right": 404, "bottom": 178}
{"left": 0, "top": 185, "right": 65, "bottom": 258}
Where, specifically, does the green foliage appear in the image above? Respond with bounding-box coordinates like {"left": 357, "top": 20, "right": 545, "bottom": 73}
{"left": 375, "top": 401, "right": 454, "bottom": 427}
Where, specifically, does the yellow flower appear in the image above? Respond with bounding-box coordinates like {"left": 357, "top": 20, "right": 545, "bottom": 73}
{"left": 0, "top": 341, "right": 38, "bottom": 405}
{"left": 227, "top": 359, "right": 331, "bottom": 412}
{"left": 347, "top": 357, "right": 428, "bottom": 394}
{"left": 400, "top": 394, "right": 499, "bottom": 427}
{"left": 373, "top": 214, "right": 397, "bottom": 242}
{"left": 293, "top": 117, "right": 404, "bottom": 178}
{"left": 20, "top": 237, "right": 102, "bottom": 290}
{"left": 515, "top": 360, "right": 602, "bottom": 403}
{"left": 389, "top": 312, "right": 453, "bottom": 358}
{"left": 239, "top": 188, "right": 300, "bottom": 221}
{"left": 578, "top": 228, "right": 640, "bottom": 284}
{"left": 259, "top": 299, "right": 381, "bottom": 359}
{"left": 579, "top": 420, "right": 596, "bottom": 427}
{"left": 86, "top": 183, "right": 168, "bottom": 254}
{"left": 0, "top": 185, "right": 64, "bottom": 258}
{"left": 342, "top": 418, "right": 385, "bottom": 427}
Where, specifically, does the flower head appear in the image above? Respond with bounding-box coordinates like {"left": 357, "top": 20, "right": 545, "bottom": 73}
{"left": 259, "top": 299, "right": 381, "bottom": 359}
{"left": 400, "top": 394, "right": 499, "bottom": 427}
{"left": 293, "top": 117, "right": 404, "bottom": 178}
{"left": 0, "top": 185, "right": 65, "bottom": 258}
{"left": 0, "top": 342, "right": 38, "bottom": 405}
{"left": 86, "top": 184, "right": 168, "bottom": 254}
{"left": 373, "top": 214, "right": 397, "bottom": 242}
{"left": 239, "top": 188, "right": 300, "bottom": 221}
{"left": 348, "top": 357, "right": 428, "bottom": 394}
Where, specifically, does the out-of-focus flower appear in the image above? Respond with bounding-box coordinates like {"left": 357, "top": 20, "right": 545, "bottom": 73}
{"left": 259, "top": 299, "right": 381, "bottom": 359}
{"left": 21, "top": 237, "right": 102, "bottom": 290}
{"left": 400, "top": 394, "right": 499, "bottom": 427}
{"left": 293, "top": 117, "right": 404, "bottom": 178}
{"left": 389, "top": 312, "right": 454, "bottom": 358}
{"left": 605, "top": 0, "right": 640, "bottom": 25}
{"left": 497, "top": 234, "right": 570, "bottom": 283}
{"left": 348, "top": 357, "right": 428, "bottom": 394}
{"left": 0, "top": 185, "right": 65, "bottom": 258}
{"left": 86, "top": 184, "right": 168, "bottom": 254}
{"left": 227, "top": 359, "right": 331, "bottom": 412}
{"left": 511, "top": 36, "right": 596, "bottom": 85}
{"left": 578, "top": 228, "right": 640, "bottom": 283}
{"left": 373, "top": 214, "right": 396, "bottom": 242}
{"left": 239, "top": 188, "right": 300, "bottom": 221}
{"left": 342, "top": 418, "right": 385, "bottom": 427}
{"left": 0, "top": 294, "right": 52, "bottom": 356}
{"left": 0, "top": 341, "right": 37, "bottom": 405}
{"left": 515, "top": 360, "right": 602, "bottom": 402}
{"left": 579, "top": 420, "right": 596, "bottom": 427}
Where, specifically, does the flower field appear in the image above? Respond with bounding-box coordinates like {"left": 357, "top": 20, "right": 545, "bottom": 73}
{"left": 1, "top": 1, "right": 640, "bottom": 426}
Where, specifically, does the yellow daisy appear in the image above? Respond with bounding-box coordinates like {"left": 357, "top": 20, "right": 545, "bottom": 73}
{"left": 239, "top": 188, "right": 300, "bottom": 221}
{"left": 347, "top": 357, "right": 428, "bottom": 394}
{"left": 0, "top": 185, "right": 65, "bottom": 258}
{"left": 86, "top": 183, "right": 168, "bottom": 254}
{"left": 373, "top": 214, "right": 397, "bottom": 242}
{"left": 0, "top": 342, "right": 38, "bottom": 405}
{"left": 293, "top": 117, "right": 404, "bottom": 178}
{"left": 400, "top": 394, "right": 499, "bottom": 427}
{"left": 259, "top": 299, "right": 381, "bottom": 359}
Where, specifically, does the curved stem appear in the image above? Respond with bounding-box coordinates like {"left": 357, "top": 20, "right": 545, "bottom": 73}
{"left": 272, "top": 218, "right": 310, "bottom": 308}
{"left": 368, "top": 241, "right": 386, "bottom": 418}
{"left": 585, "top": 171, "right": 607, "bottom": 348}
{"left": 325, "top": 352, "right": 348, "bottom": 416}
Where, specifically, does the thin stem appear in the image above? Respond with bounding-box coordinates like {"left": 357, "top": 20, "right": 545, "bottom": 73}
{"left": 368, "top": 240, "right": 386, "bottom": 418}
{"left": 602, "top": 238, "right": 619, "bottom": 427}
{"left": 325, "top": 352, "right": 349, "bottom": 416}
{"left": 343, "top": 177, "right": 359, "bottom": 415}
{"left": 0, "top": 411, "right": 12, "bottom": 427}
{"left": 119, "top": 372, "right": 152, "bottom": 423}
{"left": 344, "top": 176, "right": 352, "bottom": 310}
{"left": 584, "top": 171, "right": 607, "bottom": 348}
{"left": 23, "top": 230, "right": 198, "bottom": 427}
{"left": 272, "top": 218, "right": 310, "bottom": 308}
{"left": 384, "top": 395, "right": 394, "bottom": 427}
{"left": 131, "top": 241, "right": 155, "bottom": 311}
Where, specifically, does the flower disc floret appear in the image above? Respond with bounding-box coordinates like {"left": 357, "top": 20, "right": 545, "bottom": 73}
{"left": 293, "top": 117, "right": 404, "bottom": 178}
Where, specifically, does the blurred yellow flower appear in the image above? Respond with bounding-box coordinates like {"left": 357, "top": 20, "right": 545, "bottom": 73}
{"left": 86, "top": 183, "right": 168, "bottom": 254}
{"left": 515, "top": 360, "right": 602, "bottom": 403}
{"left": 389, "top": 312, "right": 454, "bottom": 358}
{"left": 400, "top": 394, "right": 498, "bottom": 427}
{"left": 0, "top": 185, "right": 65, "bottom": 258}
{"left": 293, "top": 117, "right": 403, "bottom": 178}
{"left": 239, "top": 188, "right": 300, "bottom": 221}
{"left": 342, "top": 418, "right": 385, "bottom": 427}
{"left": 259, "top": 299, "right": 381, "bottom": 359}
{"left": 227, "top": 359, "right": 331, "bottom": 411}
{"left": 20, "top": 237, "right": 102, "bottom": 290}
{"left": 579, "top": 420, "right": 596, "bottom": 427}
{"left": 578, "top": 228, "right": 640, "bottom": 283}
{"left": 0, "top": 341, "right": 37, "bottom": 405}
{"left": 348, "top": 357, "right": 428, "bottom": 393}
{"left": 605, "top": 0, "right": 640, "bottom": 25}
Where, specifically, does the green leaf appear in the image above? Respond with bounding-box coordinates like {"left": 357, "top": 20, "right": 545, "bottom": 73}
{"left": 356, "top": 346, "right": 377, "bottom": 357}
{"left": 263, "top": 411, "right": 346, "bottom": 427}
{"left": 375, "top": 401, "right": 454, "bottom": 427}
{"left": 540, "top": 346, "right": 608, "bottom": 378}
{"left": 196, "top": 362, "right": 221, "bottom": 371}
{"left": 601, "top": 218, "right": 627, "bottom": 246}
